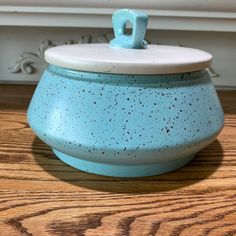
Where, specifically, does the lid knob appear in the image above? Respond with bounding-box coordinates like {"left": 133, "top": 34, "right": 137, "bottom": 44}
{"left": 109, "top": 9, "right": 148, "bottom": 49}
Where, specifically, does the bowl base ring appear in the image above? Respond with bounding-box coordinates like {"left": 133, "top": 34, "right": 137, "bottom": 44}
{"left": 52, "top": 149, "right": 195, "bottom": 178}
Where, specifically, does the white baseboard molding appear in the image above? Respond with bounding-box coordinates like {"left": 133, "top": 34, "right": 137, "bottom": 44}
{"left": 0, "top": 5, "right": 236, "bottom": 31}
{"left": 1, "top": 0, "right": 235, "bottom": 12}
{"left": 1, "top": 27, "right": 236, "bottom": 86}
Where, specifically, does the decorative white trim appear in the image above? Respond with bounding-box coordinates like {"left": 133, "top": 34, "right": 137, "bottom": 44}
{"left": 0, "top": 5, "right": 235, "bottom": 31}
{"left": 205, "top": 67, "right": 219, "bottom": 78}
{"left": 9, "top": 37, "right": 219, "bottom": 78}
{"left": 1, "top": 25, "right": 234, "bottom": 85}
{"left": 8, "top": 41, "right": 52, "bottom": 74}
{"left": 1, "top": 0, "right": 236, "bottom": 12}
{"left": 8, "top": 34, "right": 114, "bottom": 74}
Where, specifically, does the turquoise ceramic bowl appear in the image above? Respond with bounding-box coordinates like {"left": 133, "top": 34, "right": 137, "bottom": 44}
{"left": 27, "top": 65, "right": 224, "bottom": 177}
{"left": 27, "top": 9, "right": 224, "bottom": 177}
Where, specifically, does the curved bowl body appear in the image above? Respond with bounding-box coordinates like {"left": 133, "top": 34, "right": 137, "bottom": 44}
{"left": 27, "top": 65, "right": 224, "bottom": 177}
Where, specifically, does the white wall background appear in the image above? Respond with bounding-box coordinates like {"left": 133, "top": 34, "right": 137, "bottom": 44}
{"left": 0, "top": 0, "right": 235, "bottom": 87}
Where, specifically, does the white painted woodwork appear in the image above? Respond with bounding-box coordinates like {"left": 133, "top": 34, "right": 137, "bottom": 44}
{"left": 0, "top": 1, "right": 235, "bottom": 86}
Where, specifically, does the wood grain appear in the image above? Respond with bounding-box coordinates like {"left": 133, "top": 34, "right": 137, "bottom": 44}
{"left": 0, "top": 84, "right": 236, "bottom": 236}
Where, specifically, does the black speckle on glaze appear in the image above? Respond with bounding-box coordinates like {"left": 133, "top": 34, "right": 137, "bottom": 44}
{"left": 30, "top": 66, "right": 223, "bottom": 170}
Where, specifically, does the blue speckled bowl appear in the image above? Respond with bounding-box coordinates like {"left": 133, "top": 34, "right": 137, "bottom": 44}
{"left": 27, "top": 65, "right": 224, "bottom": 177}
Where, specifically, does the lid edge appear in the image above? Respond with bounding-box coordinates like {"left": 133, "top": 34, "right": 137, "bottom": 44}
{"left": 45, "top": 52, "right": 212, "bottom": 75}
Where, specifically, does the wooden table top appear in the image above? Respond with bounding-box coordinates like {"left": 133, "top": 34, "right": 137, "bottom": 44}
{"left": 0, "top": 85, "right": 236, "bottom": 236}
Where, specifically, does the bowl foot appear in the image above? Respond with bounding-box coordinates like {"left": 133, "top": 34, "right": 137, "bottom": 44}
{"left": 52, "top": 149, "right": 195, "bottom": 177}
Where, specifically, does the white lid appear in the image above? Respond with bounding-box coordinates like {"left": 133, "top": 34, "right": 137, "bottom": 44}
{"left": 45, "top": 44, "right": 212, "bottom": 75}
{"left": 45, "top": 9, "right": 212, "bottom": 75}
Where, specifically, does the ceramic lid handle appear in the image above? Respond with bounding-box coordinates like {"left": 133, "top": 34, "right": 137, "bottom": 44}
{"left": 109, "top": 9, "right": 148, "bottom": 49}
